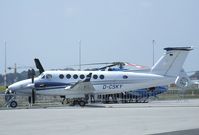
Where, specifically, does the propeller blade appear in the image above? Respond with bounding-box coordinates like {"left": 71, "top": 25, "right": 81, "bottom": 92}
{"left": 28, "top": 69, "right": 32, "bottom": 79}
{"left": 99, "top": 64, "right": 116, "bottom": 70}
{"left": 32, "top": 89, "right": 36, "bottom": 104}
{"left": 31, "top": 68, "right": 36, "bottom": 104}
{"left": 31, "top": 69, "right": 35, "bottom": 83}
{"left": 125, "top": 63, "right": 146, "bottom": 69}
{"left": 71, "top": 61, "right": 147, "bottom": 70}
{"left": 69, "top": 62, "right": 112, "bottom": 67}
{"left": 34, "top": 58, "right": 45, "bottom": 74}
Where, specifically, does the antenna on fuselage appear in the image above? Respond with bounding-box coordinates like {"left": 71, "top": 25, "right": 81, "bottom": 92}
{"left": 4, "top": 40, "right": 7, "bottom": 87}
{"left": 152, "top": 40, "right": 155, "bottom": 66}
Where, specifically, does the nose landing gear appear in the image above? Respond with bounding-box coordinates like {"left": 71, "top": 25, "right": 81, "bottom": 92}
{"left": 9, "top": 100, "right": 18, "bottom": 108}
{"left": 5, "top": 92, "right": 18, "bottom": 108}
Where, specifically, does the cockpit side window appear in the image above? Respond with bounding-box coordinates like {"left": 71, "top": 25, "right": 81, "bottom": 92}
{"left": 46, "top": 74, "right": 52, "bottom": 79}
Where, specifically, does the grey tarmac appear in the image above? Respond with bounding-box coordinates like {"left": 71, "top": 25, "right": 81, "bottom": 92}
{"left": 0, "top": 99, "right": 199, "bottom": 135}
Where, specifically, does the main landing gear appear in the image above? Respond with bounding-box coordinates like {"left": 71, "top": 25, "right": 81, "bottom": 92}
{"left": 60, "top": 96, "right": 87, "bottom": 107}
{"left": 5, "top": 92, "right": 18, "bottom": 108}
{"left": 69, "top": 99, "right": 87, "bottom": 107}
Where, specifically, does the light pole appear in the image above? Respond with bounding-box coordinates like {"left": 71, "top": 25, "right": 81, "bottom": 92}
{"left": 4, "top": 41, "right": 7, "bottom": 86}
{"left": 152, "top": 40, "right": 155, "bottom": 66}
{"left": 8, "top": 65, "right": 33, "bottom": 82}
{"left": 79, "top": 40, "right": 82, "bottom": 71}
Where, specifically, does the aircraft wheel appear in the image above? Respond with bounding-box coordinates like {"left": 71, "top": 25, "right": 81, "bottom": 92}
{"left": 78, "top": 101, "right": 86, "bottom": 107}
{"left": 10, "top": 101, "right": 18, "bottom": 108}
{"left": 144, "top": 100, "right": 149, "bottom": 103}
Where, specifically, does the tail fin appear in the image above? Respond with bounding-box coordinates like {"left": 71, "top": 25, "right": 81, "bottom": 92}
{"left": 151, "top": 47, "right": 192, "bottom": 76}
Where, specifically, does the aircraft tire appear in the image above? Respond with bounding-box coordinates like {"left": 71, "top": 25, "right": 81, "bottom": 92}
{"left": 78, "top": 101, "right": 86, "bottom": 107}
{"left": 10, "top": 101, "right": 17, "bottom": 108}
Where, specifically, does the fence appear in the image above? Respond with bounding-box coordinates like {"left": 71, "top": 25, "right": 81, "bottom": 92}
{"left": 0, "top": 88, "right": 199, "bottom": 108}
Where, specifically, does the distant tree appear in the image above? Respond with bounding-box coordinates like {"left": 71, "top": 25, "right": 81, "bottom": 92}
{"left": 0, "top": 70, "right": 40, "bottom": 85}
{"left": 0, "top": 75, "right": 3, "bottom": 85}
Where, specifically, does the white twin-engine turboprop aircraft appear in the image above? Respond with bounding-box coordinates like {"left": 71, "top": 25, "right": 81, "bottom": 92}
{"left": 6, "top": 47, "right": 192, "bottom": 107}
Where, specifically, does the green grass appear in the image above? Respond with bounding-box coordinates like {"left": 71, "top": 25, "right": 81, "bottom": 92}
{"left": 158, "top": 88, "right": 199, "bottom": 100}
{"left": 0, "top": 86, "right": 6, "bottom": 92}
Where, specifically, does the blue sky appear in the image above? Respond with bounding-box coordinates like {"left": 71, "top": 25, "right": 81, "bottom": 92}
{"left": 0, "top": 0, "right": 198, "bottom": 73}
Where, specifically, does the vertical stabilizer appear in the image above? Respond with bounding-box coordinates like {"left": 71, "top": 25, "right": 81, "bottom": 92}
{"left": 151, "top": 47, "right": 192, "bottom": 76}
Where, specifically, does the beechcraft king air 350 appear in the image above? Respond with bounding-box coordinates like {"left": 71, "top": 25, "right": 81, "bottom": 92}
{"left": 5, "top": 47, "right": 192, "bottom": 107}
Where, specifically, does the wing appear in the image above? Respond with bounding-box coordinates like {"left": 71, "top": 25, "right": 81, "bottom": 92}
{"left": 64, "top": 73, "right": 95, "bottom": 93}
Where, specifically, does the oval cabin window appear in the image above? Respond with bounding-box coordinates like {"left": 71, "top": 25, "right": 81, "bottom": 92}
{"left": 73, "top": 74, "right": 78, "bottom": 79}
{"left": 66, "top": 74, "right": 71, "bottom": 79}
{"left": 93, "top": 75, "right": 98, "bottom": 79}
{"left": 80, "top": 74, "right": 85, "bottom": 79}
{"left": 59, "top": 74, "right": 64, "bottom": 79}
{"left": 99, "top": 75, "right": 105, "bottom": 79}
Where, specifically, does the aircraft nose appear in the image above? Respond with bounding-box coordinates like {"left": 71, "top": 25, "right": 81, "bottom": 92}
{"left": 8, "top": 79, "right": 33, "bottom": 92}
{"left": 8, "top": 81, "right": 22, "bottom": 92}
{"left": 8, "top": 84, "right": 16, "bottom": 91}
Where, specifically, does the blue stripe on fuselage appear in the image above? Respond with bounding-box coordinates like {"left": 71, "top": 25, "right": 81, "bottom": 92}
{"left": 35, "top": 82, "right": 71, "bottom": 90}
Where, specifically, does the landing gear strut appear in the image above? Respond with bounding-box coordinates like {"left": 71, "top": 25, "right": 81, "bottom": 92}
{"left": 60, "top": 96, "right": 87, "bottom": 107}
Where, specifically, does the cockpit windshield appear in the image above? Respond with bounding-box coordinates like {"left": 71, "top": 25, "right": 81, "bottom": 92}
{"left": 39, "top": 73, "right": 45, "bottom": 79}
{"left": 39, "top": 73, "right": 52, "bottom": 79}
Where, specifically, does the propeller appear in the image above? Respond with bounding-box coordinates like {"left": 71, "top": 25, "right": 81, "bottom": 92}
{"left": 28, "top": 58, "right": 45, "bottom": 105}
{"left": 27, "top": 69, "right": 32, "bottom": 79}
{"left": 30, "top": 69, "right": 36, "bottom": 104}
{"left": 70, "top": 62, "right": 147, "bottom": 71}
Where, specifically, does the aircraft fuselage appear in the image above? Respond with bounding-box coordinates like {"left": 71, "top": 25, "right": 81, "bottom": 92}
{"left": 8, "top": 70, "right": 175, "bottom": 97}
